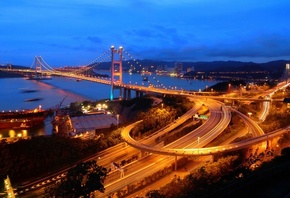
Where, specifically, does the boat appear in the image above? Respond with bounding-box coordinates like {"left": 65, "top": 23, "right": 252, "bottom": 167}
{"left": 0, "top": 107, "right": 53, "bottom": 129}
{"left": 0, "top": 107, "right": 52, "bottom": 119}
{"left": 13, "top": 122, "right": 30, "bottom": 129}
{"left": 142, "top": 76, "right": 149, "bottom": 81}
{"left": 0, "top": 118, "right": 44, "bottom": 130}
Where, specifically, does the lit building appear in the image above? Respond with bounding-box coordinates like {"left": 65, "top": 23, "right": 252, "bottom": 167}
{"left": 4, "top": 176, "right": 15, "bottom": 198}
{"left": 174, "top": 62, "right": 183, "bottom": 74}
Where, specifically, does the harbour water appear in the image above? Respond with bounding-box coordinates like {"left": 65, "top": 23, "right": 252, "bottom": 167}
{"left": 0, "top": 71, "right": 217, "bottom": 138}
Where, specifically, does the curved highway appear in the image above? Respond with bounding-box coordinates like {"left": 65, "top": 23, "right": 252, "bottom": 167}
{"left": 8, "top": 69, "right": 289, "bottom": 197}
{"left": 121, "top": 121, "right": 288, "bottom": 156}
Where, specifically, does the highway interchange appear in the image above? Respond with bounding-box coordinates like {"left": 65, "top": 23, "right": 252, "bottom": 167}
{"left": 4, "top": 69, "right": 289, "bottom": 197}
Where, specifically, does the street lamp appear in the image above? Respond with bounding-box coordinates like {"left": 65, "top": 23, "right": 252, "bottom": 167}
{"left": 248, "top": 112, "right": 252, "bottom": 117}
{"left": 116, "top": 114, "right": 119, "bottom": 128}
{"left": 228, "top": 83, "right": 231, "bottom": 93}
{"left": 198, "top": 136, "right": 200, "bottom": 154}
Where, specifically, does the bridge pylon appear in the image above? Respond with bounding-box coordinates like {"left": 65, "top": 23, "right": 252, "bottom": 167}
{"left": 34, "top": 56, "right": 43, "bottom": 72}
{"left": 6, "top": 63, "right": 12, "bottom": 70}
{"left": 110, "top": 46, "right": 123, "bottom": 100}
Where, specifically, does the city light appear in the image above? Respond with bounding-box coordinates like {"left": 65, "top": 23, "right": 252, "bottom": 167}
{"left": 2, "top": 44, "right": 290, "bottom": 197}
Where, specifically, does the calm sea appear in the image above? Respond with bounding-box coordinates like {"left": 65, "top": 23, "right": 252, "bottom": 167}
{"left": 0, "top": 71, "right": 217, "bottom": 138}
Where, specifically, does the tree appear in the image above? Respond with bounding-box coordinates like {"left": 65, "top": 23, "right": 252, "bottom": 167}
{"left": 46, "top": 160, "right": 107, "bottom": 198}
{"left": 146, "top": 189, "right": 165, "bottom": 198}
{"left": 281, "top": 147, "right": 290, "bottom": 158}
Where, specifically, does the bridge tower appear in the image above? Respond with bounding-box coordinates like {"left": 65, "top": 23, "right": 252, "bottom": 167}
{"left": 6, "top": 63, "right": 12, "bottom": 70}
{"left": 32, "top": 56, "right": 43, "bottom": 78}
{"left": 34, "top": 56, "right": 42, "bottom": 72}
{"left": 110, "top": 46, "right": 123, "bottom": 100}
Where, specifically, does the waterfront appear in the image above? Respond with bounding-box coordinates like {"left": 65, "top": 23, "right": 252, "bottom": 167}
{"left": 0, "top": 71, "right": 217, "bottom": 138}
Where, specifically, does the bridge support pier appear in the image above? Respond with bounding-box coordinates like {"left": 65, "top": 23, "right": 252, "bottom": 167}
{"left": 120, "top": 169, "right": 124, "bottom": 178}
{"left": 128, "top": 89, "right": 131, "bottom": 99}
{"left": 123, "top": 88, "right": 131, "bottom": 100}
{"left": 175, "top": 156, "right": 177, "bottom": 171}
{"left": 119, "top": 87, "right": 123, "bottom": 99}
{"left": 123, "top": 89, "right": 127, "bottom": 99}
{"left": 140, "top": 151, "right": 146, "bottom": 157}
{"left": 267, "top": 137, "right": 281, "bottom": 149}
{"left": 266, "top": 139, "right": 272, "bottom": 149}
{"left": 136, "top": 91, "right": 144, "bottom": 98}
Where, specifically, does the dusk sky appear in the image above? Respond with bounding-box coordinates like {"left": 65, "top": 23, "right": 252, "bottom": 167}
{"left": 1, "top": 0, "right": 290, "bottom": 67}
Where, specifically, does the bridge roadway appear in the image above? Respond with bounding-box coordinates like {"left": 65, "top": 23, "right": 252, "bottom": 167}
{"left": 121, "top": 106, "right": 287, "bottom": 157}
{"left": 15, "top": 98, "right": 202, "bottom": 196}
{"left": 99, "top": 98, "right": 274, "bottom": 197}
{"left": 16, "top": 99, "right": 205, "bottom": 197}
{"left": 99, "top": 98, "right": 231, "bottom": 196}
{"left": 0, "top": 68, "right": 283, "bottom": 102}
{"left": 129, "top": 99, "right": 204, "bottom": 147}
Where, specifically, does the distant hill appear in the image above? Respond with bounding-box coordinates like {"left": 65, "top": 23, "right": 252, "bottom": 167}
{"left": 181, "top": 60, "right": 288, "bottom": 72}
{"left": 3, "top": 60, "right": 288, "bottom": 73}
{"left": 1, "top": 60, "right": 289, "bottom": 80}
{"left": 91, "top": 59, "right": 289, "bottom": 72}
{"left": 181, "top": 60, "right": 289, "bottom": 80}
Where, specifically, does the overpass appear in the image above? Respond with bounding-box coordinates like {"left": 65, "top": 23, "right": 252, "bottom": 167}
{"left": 5, "top": 48, "right": 290, "bottom": 197}
{"left": 121, "top": 110, "right": 289, "bottom": 156}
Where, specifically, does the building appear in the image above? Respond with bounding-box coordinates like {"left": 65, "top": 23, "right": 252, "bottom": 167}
{"left": 174, "top": 62, "right": 183, "bottom": 74}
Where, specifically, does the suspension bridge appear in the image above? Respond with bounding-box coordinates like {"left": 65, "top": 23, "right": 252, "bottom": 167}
{"left": 0, "top": 46, "right": 173, "bottom": 101}
{"left": 2, "top": 47, "right": 290, "bottom": 197}
{"left": 0, "top": 46, "right": 289, "bottom": 102}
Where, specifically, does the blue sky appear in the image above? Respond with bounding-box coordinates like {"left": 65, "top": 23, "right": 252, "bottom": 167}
{"left": 1, "top": 0, "right": 290, "bottom": 67}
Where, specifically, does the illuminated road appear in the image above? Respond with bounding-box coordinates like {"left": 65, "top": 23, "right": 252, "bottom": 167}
{"left": 15, "top": 95, "right": 285, "bottom": 197}
{"left": 96, "top": 99, "right": 230, "bottom": 196}
{"left": 99, "top": 98, "right": 289, "bottom": 197}
{"left": 15, "top": 99, "right": 200, "bottom": 196}
{"left": 121, "top": 108, "right": 287, "bottom": 157}
{"left": 97, "top": 112, "right": 289, "bottom": 197}
{"left": 6, "top": 68, "right": 289, "bottom": 197}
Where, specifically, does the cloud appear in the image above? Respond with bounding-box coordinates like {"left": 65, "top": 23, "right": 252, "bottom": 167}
{"left": 128, "top": 29, "right": 156, "bottom": 39}
{"left": 87, "top": 36, "right": 103, "bottom": 44}
{"left": 2, "top": 0, "right": 290, "bottom": 66}
{"left": 43, "top": 41, "right": 98, "bottom": 53}
{"left": 206, "top": 34, "right": 290, "bottom": 59}
{"left": 125, "top": 24, "right": 189, "bottom": 49}
{"left": 124, "top": 33, "right": 290, "bottom": 62}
